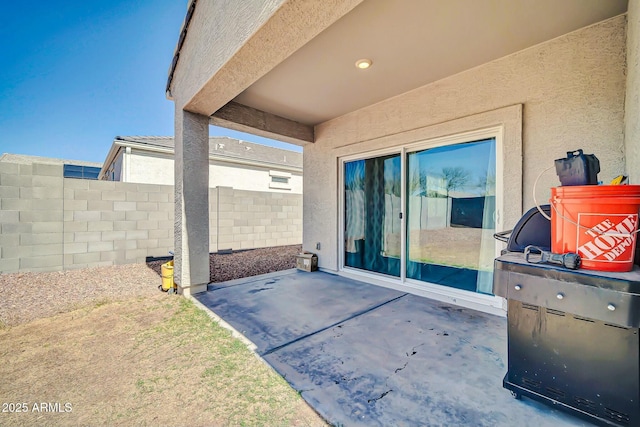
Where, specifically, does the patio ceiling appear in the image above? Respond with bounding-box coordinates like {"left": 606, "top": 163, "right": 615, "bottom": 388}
{"left": 212, "top": 0, "right": 627, "bottom": 143}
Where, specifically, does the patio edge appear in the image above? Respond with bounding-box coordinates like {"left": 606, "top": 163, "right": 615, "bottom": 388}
{"left": 186, "top": 294, "right": 258, "bottom": 352}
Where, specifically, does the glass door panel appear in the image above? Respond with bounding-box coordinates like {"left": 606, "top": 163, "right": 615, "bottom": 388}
{"left": 406, "top": 138, "right": 496, "bottom": 294}
{"left": 344, "top": 154, "right": 401, "bottom": 277}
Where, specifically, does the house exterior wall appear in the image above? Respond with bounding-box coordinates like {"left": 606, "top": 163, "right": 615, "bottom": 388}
{"left": 170, "top": 0, "right": 286, "bottom": 108}
{"left": 170, "top": 0, "right": 362, "bottom": 115}
{"left": 305, "top": 15, "right": 627, "bottom": 271}
{"left": 126, "top": 150, "right": 173, "bottom": 185}
{"left": 0, "top": 159, "right": 302, "bottom": 273}
{"left": 210, "top": 161, "right": 302, "bottom": 193}
{"left": 116, "top": 151, "right": 123, "bottom": 180}
{"left": 109, "top": 151, "right": 124, "bottom": 181}
{"left": 626, "top": 2, "right": 640, "bottom": 184}
{"left": 121, "top": 149, "right": 302, "bottom": 194}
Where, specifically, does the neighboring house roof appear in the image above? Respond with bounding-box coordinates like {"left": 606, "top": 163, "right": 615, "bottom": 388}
{"left": 100, "top": 135, "right": 302, "bottom": 179}
{"left": 0, "top": 153, "right": 102, "bottom": 167}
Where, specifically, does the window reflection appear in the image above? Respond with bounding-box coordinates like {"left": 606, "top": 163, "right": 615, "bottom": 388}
{"left": 344, "top": 155, "right": 401, "bottom": 277}
{"left": 406, "top": 139, "right": 496, "bottom": 293}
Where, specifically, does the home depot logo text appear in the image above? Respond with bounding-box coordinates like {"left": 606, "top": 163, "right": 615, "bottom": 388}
{"left": 577, "top": 214, "right": 638, "bottom": 261}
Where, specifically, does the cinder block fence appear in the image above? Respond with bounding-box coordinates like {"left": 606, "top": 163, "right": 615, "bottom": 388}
{"left": 0, "top": 158, "right": 302, "bottom": 273}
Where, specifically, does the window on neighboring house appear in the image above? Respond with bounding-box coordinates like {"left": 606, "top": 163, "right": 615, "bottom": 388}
{"left": 269, "top": 170, "right": 292, "bottom": 190}
{"left": 63, "top": 164, "right": 101, "bottom": 180}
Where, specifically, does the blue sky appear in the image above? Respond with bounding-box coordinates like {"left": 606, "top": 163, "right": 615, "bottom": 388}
{"left": 0, "top": 1, "right": 300, "bottom": 164}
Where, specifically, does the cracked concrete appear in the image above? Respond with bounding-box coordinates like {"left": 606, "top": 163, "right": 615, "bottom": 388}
{"left": 196, "top": 269, "right": 594, "bottom": 426}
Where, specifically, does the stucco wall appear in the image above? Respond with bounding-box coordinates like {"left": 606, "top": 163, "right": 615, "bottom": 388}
{"left": 170, "top": 0, "right": 363, "bottom": 114}
{"left": 305, "top": 15, "right": 627, "bottom": 271}
{"left": 124, "top": 149, "right": 302, "bottom": 194}
{"left": 210, "top": 161, "right": 302, "bottom": 193}
{"left": 626, "top": 2, "right": 640, "bottom": 184}
{"left": 170, "top": 0, "right": 286, "bottom": 108}
{"left": 127, "top": 151, "right": 173, "bottom": 185}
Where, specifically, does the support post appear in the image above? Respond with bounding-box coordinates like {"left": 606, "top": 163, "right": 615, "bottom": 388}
{"left": 174, "top": 109, "right": 210, "bottom": 296}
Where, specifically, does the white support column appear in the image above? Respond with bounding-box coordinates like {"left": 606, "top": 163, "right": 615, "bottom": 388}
{"left": 626, "top": 0, "right": 640, "bottom": 184}
{"left": 174, "top": 109, "right": 210, "bottom": 296}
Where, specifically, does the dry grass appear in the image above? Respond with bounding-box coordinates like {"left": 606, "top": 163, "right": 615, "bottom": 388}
{"left": 383, "top": 228, "right": 488, "bottom": 268}
{"left": 0, "top": 245, "right": 324, "bottom": 426}
{"left": 0, "top": 295, "right": 324, "bottom": 426}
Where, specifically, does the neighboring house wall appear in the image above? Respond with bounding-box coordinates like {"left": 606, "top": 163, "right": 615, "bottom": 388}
{"left": 126, "top": 150, "right": 174, "bottom": 185}
{"left": 305, "top": 15, "right": 627, "bottom": 270}
{"left": 210, "top": 161, "right": 303, "bottom": 193}
{"left": 122, "top": 150, "right": 303, "bottom": 194}
{"left": 102, "top": 150, "right": 124, "bottom": 181}
{"left": 0, "top": 158, "right": 302, "bottom": 273}
{"left": 102, "top": 137, "right": 303, "bottom": 194}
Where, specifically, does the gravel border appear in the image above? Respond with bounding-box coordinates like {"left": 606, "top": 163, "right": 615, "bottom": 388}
{"left": 0, "top": 245, "right": 302, "bottom": 327}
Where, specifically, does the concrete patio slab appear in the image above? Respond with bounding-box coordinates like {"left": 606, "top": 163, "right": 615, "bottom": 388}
{"left": 195, "top": 270, "right": 594, "bottom": 426}
{"left": 198, "top": 269, "right": 404, "bottom": 353}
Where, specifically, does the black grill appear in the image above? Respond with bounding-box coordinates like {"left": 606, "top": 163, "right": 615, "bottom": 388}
{"left": 493, "top": 253, "right": 640, "bottom": 427}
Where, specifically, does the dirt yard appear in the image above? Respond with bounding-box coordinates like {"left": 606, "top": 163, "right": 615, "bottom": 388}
{"left": 0, "top": 245, "right": 324, "bottom": 426}
{"left": 408, "top": 227, "right": 485, "bottom": 268}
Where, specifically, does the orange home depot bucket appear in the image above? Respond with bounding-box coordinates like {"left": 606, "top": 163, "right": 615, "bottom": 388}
{"left": 551, "top": 185, "right": 640, "bottom": 272}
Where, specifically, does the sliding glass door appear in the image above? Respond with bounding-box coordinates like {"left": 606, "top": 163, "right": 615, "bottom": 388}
{"left": 342, "top": 136, "right": 498, "bottom": 296}
{"left": 406, "top": 138, "right": 496, "bottom": 294}
{"left": 344, "top": 154, "right": 401, "bottom": 277}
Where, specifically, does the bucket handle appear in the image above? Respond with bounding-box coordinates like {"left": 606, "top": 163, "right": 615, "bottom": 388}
{"left": 532, "top": 165, "right": 640, "bottom": 236}
{"left": 532, "top": 165, "right": 555, "bottom": 221}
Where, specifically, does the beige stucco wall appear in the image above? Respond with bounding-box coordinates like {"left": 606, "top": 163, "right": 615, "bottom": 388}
{"left": 626, "top": 1, "right": 640, "bottom": 184}
{"left": 210, "top": 161, "right": 302, "bottom": 194}
{"left": 170, "top": 0, "right": 286, "bottom": 108}
{"left": 171, "top": 0, "right": 362, "bottom": 116}
{"left": 305, "top": 15, "right": 627, "bottom": 271}
{"left": 170, "top": 0, "right": 363, "bottom": 114}
{"left": 124, "top": 149, "right": 302, "bottom": 194}
{"left": 127, "top": 151, "right": 173, "bottom": 185}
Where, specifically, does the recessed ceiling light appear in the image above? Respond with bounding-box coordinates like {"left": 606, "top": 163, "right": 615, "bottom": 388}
{"left": 355, "top": 59, "right": 372, "bottom": 69}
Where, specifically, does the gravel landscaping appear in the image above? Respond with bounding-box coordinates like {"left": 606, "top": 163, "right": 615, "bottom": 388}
{"left": 147, "top": 243, "right": 302, "bottom": 283}
{"left": 0, "top": 244, "right": 302, "bottom": 327}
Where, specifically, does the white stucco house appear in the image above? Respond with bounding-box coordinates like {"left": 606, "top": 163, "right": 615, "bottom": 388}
{"left": 164, "top": 0, "right": 639, "bottom": 317}
{"left": 99, "top": 135, "right": 302, "bottom": 193}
